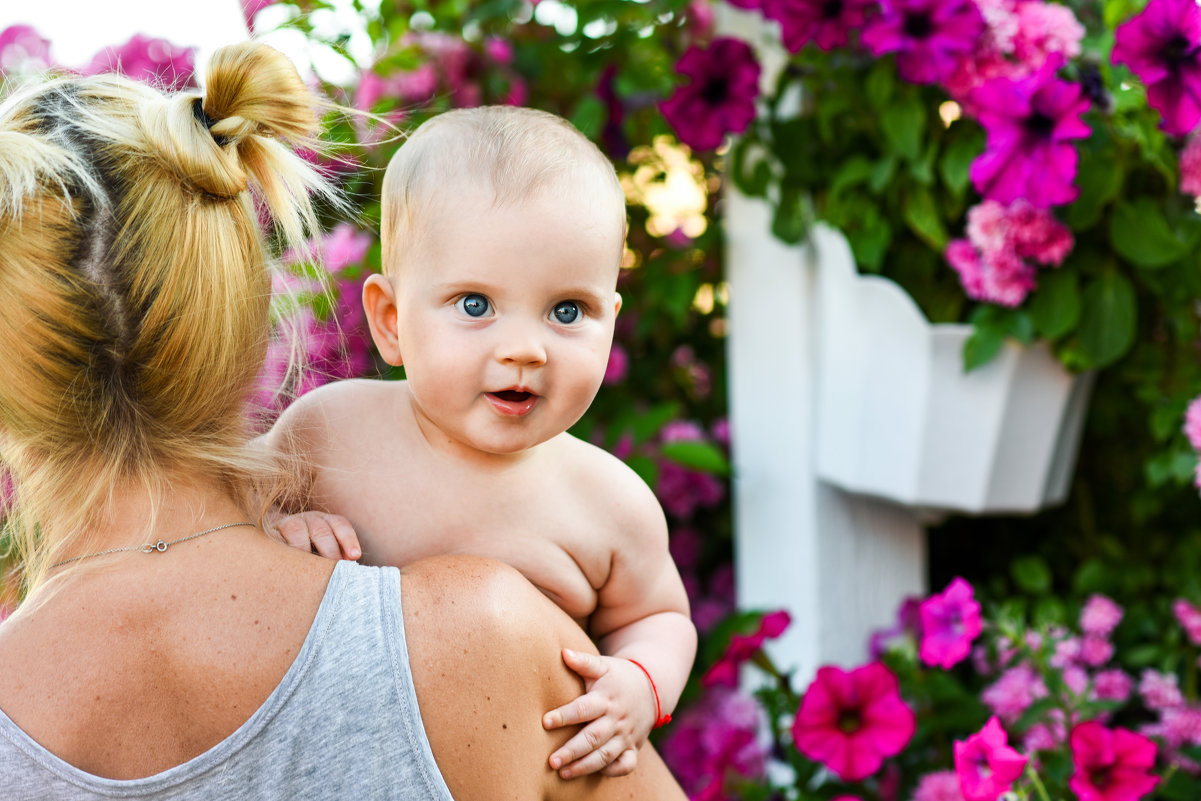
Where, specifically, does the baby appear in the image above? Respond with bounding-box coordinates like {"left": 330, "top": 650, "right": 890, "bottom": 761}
{"left": 264, "top": 106, "right": 697, "bottom": 779}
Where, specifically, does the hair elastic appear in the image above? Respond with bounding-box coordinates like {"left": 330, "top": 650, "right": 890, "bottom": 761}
{"left": 626, "top": 658, "right": 671, "bottom": 729}
{"left": 192, "top": 97, "right": 231, "bottom": 147}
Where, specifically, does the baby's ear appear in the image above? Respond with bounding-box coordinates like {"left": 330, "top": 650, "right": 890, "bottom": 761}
{"left": 363, "top": 274, "right": 403, "bottom": 366}
{"left": 613, "top": 291, "right": 622, "bottom": 316}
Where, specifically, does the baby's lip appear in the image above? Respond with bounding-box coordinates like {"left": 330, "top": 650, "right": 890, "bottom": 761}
{"left": 488, "top": 387, "right": 538, "bottom": 402}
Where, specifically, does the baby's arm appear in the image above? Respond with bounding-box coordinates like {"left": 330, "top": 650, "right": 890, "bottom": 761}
{"left": 254, "top": 389, "right": 361, "bottom": 560}
{"left": 543, "top": 474, "right": 697, "bottom": 779}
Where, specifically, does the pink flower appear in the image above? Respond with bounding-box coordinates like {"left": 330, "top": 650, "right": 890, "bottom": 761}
{"left": 1064, "top": 665, "right": 1090, "bottom": 696}
{"left": 83, "top": 34, "right": 196, "bottom": 91}
{"left": 919, "top": 577, "right": 982, "bottom": 669}
{"left": 704, "top": 610, "right": 791, "bottom": 687}
{"left": 669, "top": 526, "right": 703, "bottom": 570}
{"left": 1150, "top": 705, "right": 1201, "bottom": 748}
{"left": 661, "top": 687, "right": 767, "bottom": 796}
{"left": 1174, "top": 598, "right": 1201, "bottom": 644}
{"left": 1111, "top": 0, "right": 1201, "bottom": 136}
{"left": 241, "top": 0, "right": 277, "bottom": 31}
{"left": 1024, "top": 708, "right": 1069, "bottom": 752}
{"left": 1011, "top": 1, "right": 1084, "bottom": 68}
{"left": 1181, "top": 136, "right": 1201, "bottom": 196}
{"left": 1080, "top": 636, "right": 1115, "bottom": 668}
{"left": 656, "top": 462, "right": 725, "bottom": 518}
{"left": 603, "top": 344, "right": 628, "bottom": 384}
{"left": 860, "top": 0, "right": 985, "bottom": 85}
{"left": 1139, "top": 669, "right": 1185, "bottom": 711}
{"left": 1185, "top": 399, "right": 1201, "bottom": 451}
{"left": 912, "top": 770, "right": 968, "bottom": 801}
{"left": 945, "top": 199, "right": 1073, "bottom": 306}
{"left": 969, "top": 60, "right": 1091, "bottom": 208}
{"left": 982, "top": 663, "right": 1047, "bottom": 724}
{"left": 661, "top": 38, "right": 761, "bottom": 151}
{"left": 764, "top": 0, "right": 876, "bottom": 52}
{"left": 0, "top": 25, "right": 54, "bottom": 75}
{"left": 1095, "top": 670, "right": 1134, "bottom": 703}
{"left": 954, "top": 717, "right": 1027, "bottom": 801}
{"left": 870, "top": 596, "right": 922, "bottom": 660}
{"left": 792, "top": 663, "right": 916, "bottom": 782}
{"left": 1069, "top": 721, "right": 1159, "bottom": 801}
{"left": 484, "top": 37, "right": 513, "bottom": 64}
{"left": 1081, "top": 595, "right": 1124, "bottom": 638}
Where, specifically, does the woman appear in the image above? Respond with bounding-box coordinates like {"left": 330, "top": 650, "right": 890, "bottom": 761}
{"left": 0, "top": 42, "right": 686, "bottom": 800}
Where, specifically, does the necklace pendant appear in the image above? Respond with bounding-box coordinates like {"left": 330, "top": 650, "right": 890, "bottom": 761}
{"left": 142, "top": 540, "right": 168, "bottom": 554}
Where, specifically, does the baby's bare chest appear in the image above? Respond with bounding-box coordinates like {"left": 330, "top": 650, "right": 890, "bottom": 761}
{"left": 314, "top": 456, "right": 613, "bottom": 621}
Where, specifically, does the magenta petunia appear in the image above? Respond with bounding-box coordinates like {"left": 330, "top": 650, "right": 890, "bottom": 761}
{"left": 1112, "top": 0, "right": 1201, "bottom": 137}
{"left": 969, "top": 61, "right": 1091, "bottom": 207}
{"left": 661, "top": 37, "right": 761, "bottom": 151}
{"left": 703, "top": 610, "right": 792, "bottom": 687}
{"left": 0, "top": 25, "right": 54, "bottom": 75}
{"left": 919, "top": 577, "right": 983, "bottom": 668}
{"left": 860, "top": 0, "right": 985, "bottom": 85}
{"left": 1069, "top": 721, "right": 1159, "bottom": 801}
{"left": 82, "top": 34, "right": 197, "bottom": 91}
{"left": 765, "top": 0, "right": 876, "bottom": 52}
{"left": 792, "top": 662, "right": 916, "bottom": 781}
{"left": 660, "top": 686, "right": 767, "bottom": 796}
{"left": 954, "top": 717, "right": 1027, "bottom": 801}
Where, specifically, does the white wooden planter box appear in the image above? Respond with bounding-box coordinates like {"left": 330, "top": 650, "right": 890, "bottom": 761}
{"left": 812, "top": 224, "right": 1094, "bottom": 514}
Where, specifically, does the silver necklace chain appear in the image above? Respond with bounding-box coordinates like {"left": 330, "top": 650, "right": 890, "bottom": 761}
{"left": 49, "top": 521, "right": 256, "bottom": 569}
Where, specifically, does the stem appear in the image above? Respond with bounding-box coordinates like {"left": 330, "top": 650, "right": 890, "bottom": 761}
{"left": 1025, "top": 763, "right": 1052, "bottom": 801}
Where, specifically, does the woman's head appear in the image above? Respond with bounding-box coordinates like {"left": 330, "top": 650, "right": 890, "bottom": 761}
{"left": 0, "top": 42, "right": 333, "bottom": 589}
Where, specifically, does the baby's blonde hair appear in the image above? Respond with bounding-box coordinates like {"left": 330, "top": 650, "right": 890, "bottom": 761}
{"left": 0, "top": 42, "right": 336, "bottom": 592}
{"left": 380, "top": 105, "right": 626, "bottom": 278}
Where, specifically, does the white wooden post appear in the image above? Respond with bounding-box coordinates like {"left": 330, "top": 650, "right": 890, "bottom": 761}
{"left": 724, "top": 190, "right": 928, "bottom": 681}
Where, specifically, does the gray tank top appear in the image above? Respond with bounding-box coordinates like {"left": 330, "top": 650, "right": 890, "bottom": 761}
{"left": 0, "top": 561, "right": 456, "bottom": 800}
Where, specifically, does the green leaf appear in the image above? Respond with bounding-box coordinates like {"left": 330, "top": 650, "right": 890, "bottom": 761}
{"left": 625, "top": 455, "right": 659, "bottom": 488}
{"left": 631, "top": 402, "right": 682, "bottom": 445}
{"left": 865, "top": 60, "right": 895, "bottom": 110}
{"left": 938, "top": 126, "right": 982, "bottom": 196}
{"left": 1011, "top": 554, "right": 1052, "bottom": 594}
{"left": 1162, "top": 770, "right": 1201, "bottom": 801}
{"left": 881, "top": 96, "right": 925, "bottom": 162}
{"left": 1078, "top": 271, "right": 1137, "bottom": 367}
{"left": 570, "top": 96, "right": 605, "bottom": 139}
{"left": 902, "top": 184, "right": 947, "bottom": 250}
{"left": 1065, "top": 150, "right": 1122, "bottom": 230}
{"left": 1029, "top": 270, "right": 1081, "bottom": 339}
{"left": 771, "top": 187, "right": 807, "bottom": 244}
{"left": 963, "top": 324, "right": 1004, "bottom": 371}
{"left": 659, "top": 440, "right": 731, "bottom": 476}
{"left": 1109, "top": 198, "right": 1188, "bottom": 268}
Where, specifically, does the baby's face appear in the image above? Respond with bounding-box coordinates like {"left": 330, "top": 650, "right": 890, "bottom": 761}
{"left": 394, "top": 183, "right": 623, "bottom": 456}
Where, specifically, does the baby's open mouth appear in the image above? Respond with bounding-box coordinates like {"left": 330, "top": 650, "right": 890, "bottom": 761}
{"left": 491, "top": 389, "right": 533, "bottom": 402}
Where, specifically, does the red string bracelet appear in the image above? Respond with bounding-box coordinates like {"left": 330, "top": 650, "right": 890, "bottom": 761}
{"left": 626, "top": 658, "right": 672, "bottom": 728}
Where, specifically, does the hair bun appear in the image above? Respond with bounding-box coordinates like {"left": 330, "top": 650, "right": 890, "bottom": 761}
{"left": 201, "top": 42, "right": 321, "bottom": 145}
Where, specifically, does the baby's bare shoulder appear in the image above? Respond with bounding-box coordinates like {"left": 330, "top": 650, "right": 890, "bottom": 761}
{"left": 553, "top": 435, "right": 667, "bottom": 544}
{"left": 268, "top": 379, "right": 406, "bottom": 455}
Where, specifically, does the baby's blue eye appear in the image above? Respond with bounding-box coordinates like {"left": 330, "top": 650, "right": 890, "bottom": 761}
{"left": 552, "top": 301, "right": 580, "bottom": 324}
{"left": 456, "top": 294, "right": 491, "bottom": 318}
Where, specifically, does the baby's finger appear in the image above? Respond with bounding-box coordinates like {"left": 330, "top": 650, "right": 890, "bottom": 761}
{"left": 543, "top": 691, "right": 606, "bottom": 729}
{"left": 305, "top": 515, "right": 342, "bottom": 560}
{"left": 277, "top": 517, "right": 313, "bottom": 552}
{"left": 554, "top": 735, "right": 623, "bottom": 780}
{"left": 560, "top": 648, "right": 608, "bottom": 680}
{"left": 328, "top": 516, "right": 361, "bottom": 560}
{"left": 600, "top": 748, "right": 637, "bottom": 777}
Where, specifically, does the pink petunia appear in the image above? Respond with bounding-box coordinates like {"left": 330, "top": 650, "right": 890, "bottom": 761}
{"left": 765, "top": 0, "right": 876, "bottom": 52}
{"left": 1175, "top": 598, "right": 1201, "bottom": 644}
{"left": 661, "top": 38, "right": 761, "bottom": 151}
{"left": 82, "top": 34, "right": 196, "bottom": 91}
{"left": 860, "top": 0, "right": 985, "bottom": 85}
{"left": 660, "top": 686, "right": 767, "bottom": 796}
{"left": 912, "top": 770, "right": 968, "bottom": 801}
{"left": 1181, "top": 135, "right": 1201, "bottom": 196}
{"left": 954, "top": 716, "right": 1027, "bottom": 801}
{"left": 792, "top": 663, "right": 916, "bottom": 781}
{"left": 919, "top": 577, "right": 983, "bottom": 669}
{"left": 969, "top": 60, "right": 1091, "bottom": 208}
{"left": 704, "top": 610, "right": 791, "bottom": 687}
{"left": 982, "top": 663, "right": 1047, "bottom": 724}
{"left": 1080, "top": 594, "right": 1124, "bottom": 638}
{"left": 1112, "top": 0, "right": 1201, "bottom": 136}
{"left": 0, "top": 25, "right": 54, "bottom": 75}
{"left": 1069, "top": 721, "right": 1159, "bottom": 801}
{"left": 1011, "top": 1, "right": 1084, "bottom": 68}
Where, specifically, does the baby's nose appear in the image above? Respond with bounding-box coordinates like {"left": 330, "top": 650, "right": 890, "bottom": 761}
{"left": 495, "top": 320, "right": 547, "bottom": 366}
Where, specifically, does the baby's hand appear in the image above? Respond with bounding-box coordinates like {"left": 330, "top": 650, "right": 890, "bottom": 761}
{"left": 542, "top": 649, "right": 655, "bottom": 779}
{"left": 267, "top": 510, "right": 361, "bottom": 561}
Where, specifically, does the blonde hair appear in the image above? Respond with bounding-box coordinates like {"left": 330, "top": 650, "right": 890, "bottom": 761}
{"left": 0, "top": 42, "right": 337, "bottom": 592}
{"left": 380, "top": 105, "right": 626, "bottom": 278}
